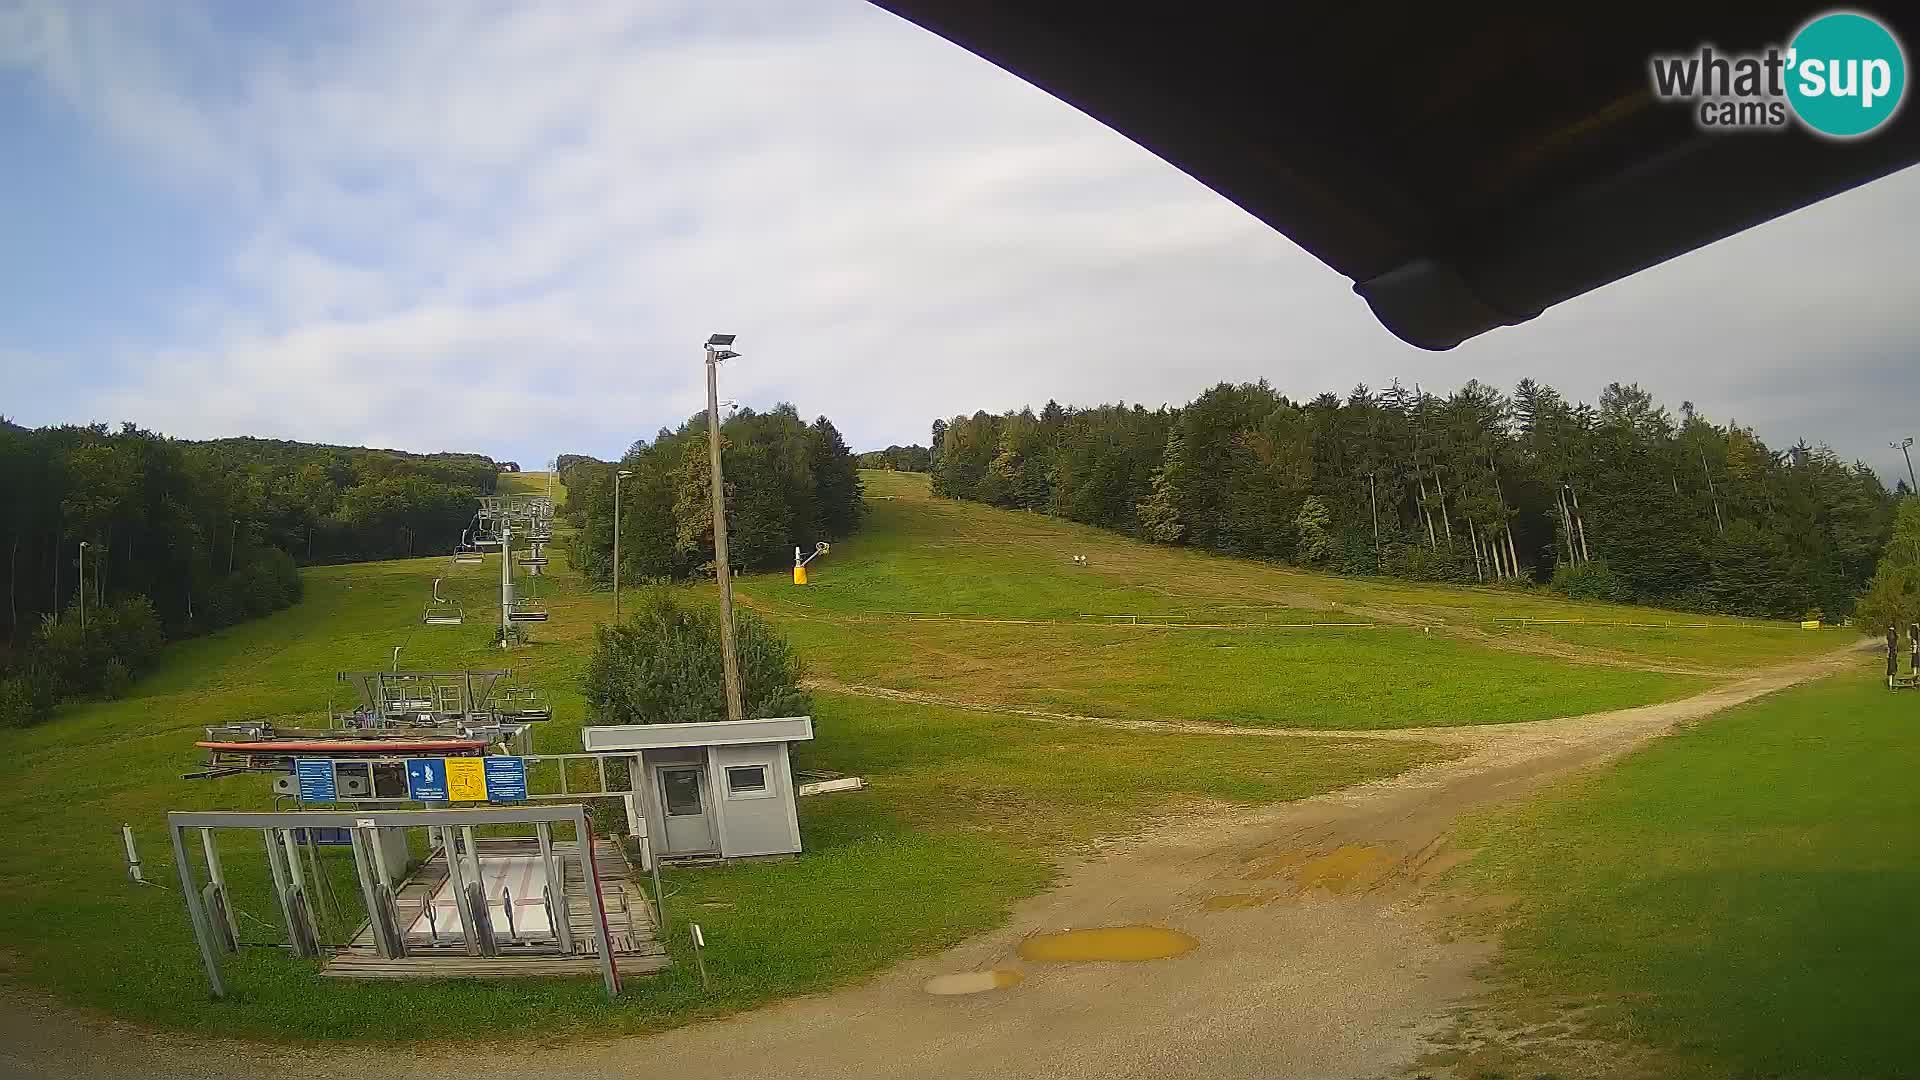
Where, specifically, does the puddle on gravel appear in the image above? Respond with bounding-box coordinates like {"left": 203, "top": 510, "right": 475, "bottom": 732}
{"left": 1243, "top": 844, "right": 1397, "bottom": 893}
{"left": 924, "top": 969, "right": 1025, "bottom": 995}
{"left": 1016, "top": 925, "right": 1198, "bottom": 962}
{"left": 1296, "top": 844, "right": 1396, "bottom": 891}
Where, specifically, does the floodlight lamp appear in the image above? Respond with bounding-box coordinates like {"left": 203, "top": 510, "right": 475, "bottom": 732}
{"left": 617, "top": 470, "right": 633, "bottom": 479}
{"left": 706, "top": 334, "right": 736, "bottom": 347}
{"left": 710, "top": 348, "right": 740, "bottom": 361}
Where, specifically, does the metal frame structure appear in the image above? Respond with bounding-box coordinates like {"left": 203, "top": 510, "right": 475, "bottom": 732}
{"left": 455, "top": 495, "right": 559, "bottom": 645}
{"left": 166, "top": 804, "right": 619, "bottom": 999}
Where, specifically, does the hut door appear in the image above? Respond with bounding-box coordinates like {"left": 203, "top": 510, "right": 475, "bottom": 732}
{"left": 658, "top": 767, "right": 716, "bottom": 854}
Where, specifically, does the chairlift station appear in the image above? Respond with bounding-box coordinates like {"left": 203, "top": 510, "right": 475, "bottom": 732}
{"left": 167, "top": 486, "right": 818, "bottom": 997}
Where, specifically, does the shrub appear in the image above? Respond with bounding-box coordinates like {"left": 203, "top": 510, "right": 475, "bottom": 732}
{"left": 32, "top": 595, "right": 165, "bottom": 699}
{"left": 585, "top": 589, "right": 811, "bottom": 725}
{"left": 191, "top": 550, "right": 302, "bottom": 633}
{"left": 1553, "top": 558, "right": 1625, "bottom": 602}
{"left": 0, "top": 672, "right": 56, "bottom": 728}
{"left": 98, "top": 658, "right": 132, "bottom": 700}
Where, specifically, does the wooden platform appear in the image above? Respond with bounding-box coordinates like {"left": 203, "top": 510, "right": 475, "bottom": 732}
{"left": 322, "top": 836, "right": 669, "bottom": 981}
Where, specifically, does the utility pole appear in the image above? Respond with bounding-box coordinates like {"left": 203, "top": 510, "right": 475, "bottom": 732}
{"left": 77, "top": 541, "right": 88, "bottom": 630}
{"left": 705, "top": 335, "right": 745, "bottom": 722}
{"left": 1893, "top": 438, "right": 1917, "bottom": 494}
{"left": 613, "top": 470, "right": 632, "bottom": 623}
{"left": 228, "top": 520, "right": 239, "bottom": 575}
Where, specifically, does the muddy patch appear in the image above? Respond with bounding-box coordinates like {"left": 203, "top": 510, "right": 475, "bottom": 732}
{"left": 924, "top": 969, "right": 1024, "bottom": 996}
{"left": 1017, "top": 925, "right": 1198, "bottom": 962}
{"left": 1241, "top": 843, "right": 1399, "bottom": 894}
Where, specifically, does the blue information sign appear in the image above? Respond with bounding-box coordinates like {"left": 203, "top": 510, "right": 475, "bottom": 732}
{"left": 405, "top": 758, "right": 449, "bottom": 801}
{"left": 294, "top": 758, "right": 337, "bottom": 802}
{"left": 293, "top": 827, "right": 353, "bottom": 846}
{"left": 483, "top": 756, "right": 528, "bottom": 801}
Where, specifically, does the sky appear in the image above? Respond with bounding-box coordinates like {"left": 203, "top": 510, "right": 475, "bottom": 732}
{"left": 3, "top": 1, "right": 1918, "bottom": 481}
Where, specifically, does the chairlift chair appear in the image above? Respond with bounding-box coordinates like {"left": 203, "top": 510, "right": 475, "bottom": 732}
{"left": 506, "top": 599, "right": 548, "bottom": 624}
{"left": 499, "top": 687, "right": 552, "bottom": 722}
{"left": 507, "top": 577, "right": 549, "bottom": 622}
{"left": 452, "top": 530, "right": 485, "bottom": 565}
{"left": 423, "top": 578, "right": 464, "bottom": 626}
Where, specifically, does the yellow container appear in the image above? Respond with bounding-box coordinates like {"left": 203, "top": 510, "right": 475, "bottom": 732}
{"left": 794, "top": 565, "right": 808, "bottom": 585}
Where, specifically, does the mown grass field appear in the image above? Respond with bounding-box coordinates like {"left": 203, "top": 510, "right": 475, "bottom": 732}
{"left": 0, "top": 469, "right": 1840, "bottom": 1041}
{"left": 1438, "top": 661, "right": 1918, "bottom": 1079}
{"left": 734, "top": 472, "right": 1838, "bottom": 728}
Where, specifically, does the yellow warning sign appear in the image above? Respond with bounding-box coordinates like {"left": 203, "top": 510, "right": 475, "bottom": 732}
{"left": 445, "top": 757, "right": 488, "bottom": 802}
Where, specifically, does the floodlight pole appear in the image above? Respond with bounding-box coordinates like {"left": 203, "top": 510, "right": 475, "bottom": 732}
{"left": 705, "top": 338, "right": 745, "bottom": 723}
{"left": 614, "top": 469, "right": 633, "bottom": 623}
{"left": 1894, "top": 438, "right": 1917, "bottom": 494}
{"left": 77, "top": 541, "right": 88, "bottom": 630}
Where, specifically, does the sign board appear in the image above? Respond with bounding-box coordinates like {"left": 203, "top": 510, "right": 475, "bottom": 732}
{"left": 295, "top": 759, "right": 337, "bottom": 802}
{"left": 445, "top": 758, "right": 488, "bottom": 802}
{"left": 292, "top": 827, "right": 352, "bottom": 846}
{"left": 295, "top": 755, "right": 526, "bottom": 803}
{"left": 482, "top": 756, "right": 527, "bottom": 801}
{"left": 405, "top": 758, "right": 449, "bottom": 801}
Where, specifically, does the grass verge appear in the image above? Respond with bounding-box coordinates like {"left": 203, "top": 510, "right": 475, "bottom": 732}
{"left": 1432, "top": 662, "right": 1920, "bottom": 1079}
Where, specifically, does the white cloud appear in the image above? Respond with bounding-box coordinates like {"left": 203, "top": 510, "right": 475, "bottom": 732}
{"left": 4, "top": 0, "right": 1919, "bottom": 477}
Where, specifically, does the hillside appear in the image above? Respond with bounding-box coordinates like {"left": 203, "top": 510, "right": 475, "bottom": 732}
{"left": 0, "top": 468, "right": 1849, "bottom": 1040}
{"left": 739, "top": 471, "right": 1842, "bottom": 730}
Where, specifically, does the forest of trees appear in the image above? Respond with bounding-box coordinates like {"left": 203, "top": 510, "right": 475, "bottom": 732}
{"left": 567, "top": 405, "right": 863, "bottom": 585}
{"left": 0, "top": 421, "right": 502, "bottom": 724}
{"left": 187, "top": 436, "right": 500, "bottom": 563}
{"left": 856, "top": 444, "right": 932, "bottom": 472}
{"left": 931, "top": 380, "right": 1898, "bottom": 620}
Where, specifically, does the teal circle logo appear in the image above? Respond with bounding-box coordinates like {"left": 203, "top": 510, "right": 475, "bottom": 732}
{"left": 1786, "top": 11, "right": 1907, "bottom": 138}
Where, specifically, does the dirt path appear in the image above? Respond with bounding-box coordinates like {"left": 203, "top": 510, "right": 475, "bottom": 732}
{"left": 0, "top": 647, "right": 1865, "bottom": 1080}
{"left": 806, "top": 676, "right": 1458, "bottom": 742}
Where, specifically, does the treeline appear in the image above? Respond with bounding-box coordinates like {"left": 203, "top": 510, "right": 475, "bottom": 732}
{"left": 190, "top": 437, "right": 499, "bottom": 563}
{"left": 1855, "top": 499, "right": 1920, "bottom": 635}
{"left": 856, "top": 444, "right": 932, "bottom": 472}
{"left": 567, "top": 405, "right": 863, "bottom": 584}
{"left": 931, "top": 380, "right": 1895, "bottom": 619}
{"left": 0, "top": 422, "right": 498, "bottom": 725}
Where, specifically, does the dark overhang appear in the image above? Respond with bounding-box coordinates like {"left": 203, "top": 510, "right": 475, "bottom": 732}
{"left": 871, "top": 4, "right": 1920, "bottom": 349}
